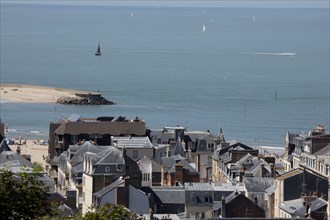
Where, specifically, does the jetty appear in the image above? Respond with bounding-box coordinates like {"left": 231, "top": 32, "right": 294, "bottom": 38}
{"left": 56, "top": 92, "right": 115, "bottom": 105}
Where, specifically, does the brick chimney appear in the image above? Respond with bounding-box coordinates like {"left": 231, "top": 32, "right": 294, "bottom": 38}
{"left": 175, "top": 162, "right": 183, "bottom": 184}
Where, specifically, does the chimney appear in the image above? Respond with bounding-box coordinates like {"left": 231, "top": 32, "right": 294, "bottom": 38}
{"left": 124, "top": 176, "right": 130, "bottom": 188}
{"left": 270, "top": 163, "right": 276, "bottom": 178}
{"left": 260, "top": 163, "right": 265, "bottom": 177}
{"left": 166, "top": 147, "right": 171, "bottom": 157}
{"left": 239, "top": 167, "right": 245, "bottom": 183}
{"left": 221, "top": 196, "right": 226, "bottom": 217}
{"left": 175, "top": 162, "right": 183, "bottom": 185}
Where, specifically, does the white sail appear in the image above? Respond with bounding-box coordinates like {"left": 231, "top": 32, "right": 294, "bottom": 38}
{"left": 202, "top": 25, "right": 206, "bottom": 32}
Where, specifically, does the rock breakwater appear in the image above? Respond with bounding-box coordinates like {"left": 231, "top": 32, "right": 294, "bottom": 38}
{"left": 56, "top": 96, "right": 115, "bottom": 105}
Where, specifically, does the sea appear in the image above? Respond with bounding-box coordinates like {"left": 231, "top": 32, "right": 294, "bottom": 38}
{"left": 0, "top": 2, "right": 329, "bottom": 147}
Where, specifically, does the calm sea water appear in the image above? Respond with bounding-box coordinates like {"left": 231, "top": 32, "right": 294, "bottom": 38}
{"left": 0, "top": 3, "right": 329, "bottom": 146}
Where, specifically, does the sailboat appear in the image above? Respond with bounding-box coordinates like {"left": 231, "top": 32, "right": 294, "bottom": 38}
{"left": 95, "top": 43, "right": 101, "bottom": 56}
{"left": 202, "top": 25, "right": 206, "bottom": 32}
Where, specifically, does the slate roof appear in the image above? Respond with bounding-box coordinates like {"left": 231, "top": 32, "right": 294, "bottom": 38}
{"left": 70, "top": 142, "right": 107, "bottom": 163}
{"left": 281, "top": 198, "right": 327, "bottom": 217}
{"left": 0, "top": 140, "right": 11, "bottom": 153}
{"left": 112, "top": 136, "right": 153, "bottom": 148}
{"left": 244, "top": 177, "right": 274, "bottom": 193}
{"left": 57, "top": 203, "right": 75, "bottom": 217}
{"left": 151, "top": 186, "right": 185, "bottom": 204}
{"left": 71, "top": 162, "right": 83, "bottom": 175}
{"left": 234, "top": 153, "right": 254, "bottom": 166}
{"left": 174, "top": 136, "right": 185, "bottom": 157}
{"left": 184, "top": 182, "right": 213, "bottom": 191}
{"left": 96, "top": 147, "right": 124, "bottom": 165}
{"left": 167, "top": 160, "right": 198, "bottom": 174}
{"left": 0, "top": 151, "right": 35, "bottom": 168}
{"left": 94, "top": 177, "right": 124, "bottom": 198}
{"left": 185, "top": 131, "right": 217, "bottom": 143}
{"left": 313, "top": 144, "right": 330, "bottom": 156}
{"left": 54, "top": 120, "right": 146, "bottom": 136}
{"left": 161, "top": 155, "right": 184, "bottom": 173}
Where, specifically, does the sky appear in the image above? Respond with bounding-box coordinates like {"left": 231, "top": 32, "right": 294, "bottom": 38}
{"left": 1, "top": 0, "right": 329, "bottom": 8}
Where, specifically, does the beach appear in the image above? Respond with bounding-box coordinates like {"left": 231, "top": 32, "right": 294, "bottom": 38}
{"left": 0, "top": 84, "right": 89, "bottom": 103}
{"left": 9, "top": 140, "right": 49, "bottom": 169}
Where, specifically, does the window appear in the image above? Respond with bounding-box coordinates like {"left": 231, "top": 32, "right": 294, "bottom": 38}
{"left": 133, "top": 150, "right": 138, "bottom": 159}
{"left": 70, "top": 135, "right": 78, "bottom": 144}
{"left": 143, "top": 173, "right": 150, "bottom": 181}
{"left": 205, "top": 197, "right": 209, "bottom": 203}
{"left": 105, "top": 166, "right": 111, "bottom": 172}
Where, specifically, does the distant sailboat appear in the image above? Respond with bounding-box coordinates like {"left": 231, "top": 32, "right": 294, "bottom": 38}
{"left": 275, "top": 90, "right": 278, "bottom": 100}
{"left": 202, "top": 25, "right": 206, "bottom": 32}
{"left": 211, "top": 18, "right": 214, "bottom": 24}
{"left": 252, "top": 16, "right": 256, "bottom": 22}
{"left": 95, "top": 43, "right": 101, "bottom": 56}
{"left": 130, "top": 12, "right": 134, "bottom": 18}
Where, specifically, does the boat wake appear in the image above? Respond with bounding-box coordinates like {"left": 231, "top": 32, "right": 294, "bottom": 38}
{"left": 113, "top": 49, "right": 296, "bottom": 57}
{"left": 241, "top": 52, "right": 296, "bottom": 56}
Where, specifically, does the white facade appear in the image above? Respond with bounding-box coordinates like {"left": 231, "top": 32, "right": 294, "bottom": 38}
{"left": 82, "top": 173, "right": 93, "bottom": 214}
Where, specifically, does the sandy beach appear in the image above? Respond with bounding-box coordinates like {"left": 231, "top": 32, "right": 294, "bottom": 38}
{"left": 9, "top": 140, "right": 49, "bottom": 169}
{"left": 0, "top": 84, "right": 91, "bottom": 103}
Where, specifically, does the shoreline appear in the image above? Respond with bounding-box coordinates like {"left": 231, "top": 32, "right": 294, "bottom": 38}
{"left": 0, "top": 84, "right": 98, "bottom": 104}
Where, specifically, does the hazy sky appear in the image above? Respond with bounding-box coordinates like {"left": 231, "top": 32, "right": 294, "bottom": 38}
{"left": 2, "top": 0, "right": 329, "bottom": 8}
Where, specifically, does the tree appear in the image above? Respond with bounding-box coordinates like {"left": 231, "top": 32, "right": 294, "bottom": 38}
{"left": 0, "top": 169, "right": 52, "bottom": 219}
{"left": 83, "top": 203, "right": 134, "bottom": 220}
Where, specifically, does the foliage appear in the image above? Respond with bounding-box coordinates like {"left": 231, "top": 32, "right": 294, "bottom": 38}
{"left": 32, "top": 162, "right": 45, "bottom": 173}
{"left": 83, "top": 203, "right": 134, "bottom": 220}
{"left": 0, "top": 168, "right": 51, "bottom": 219}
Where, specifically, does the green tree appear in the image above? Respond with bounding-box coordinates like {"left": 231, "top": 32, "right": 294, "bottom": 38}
{"left": 0, "top": 169, "right": 51, "bottom": 219}
{"left": 83, "top": 203, "right": 134, "bottom": 220}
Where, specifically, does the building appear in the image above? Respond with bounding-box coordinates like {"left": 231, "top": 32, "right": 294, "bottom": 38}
{"left": 274, "top": 168, "right": 328, "bottom": 218}
{"left": 93, "top": 177, "right": 150, "bottom": 215}
{"left": 212, "top": 141, "right": 259, "bottom": 183}
{"left": 215, "top": 191, "right": 266, "bottom": 218}
{"left": 137, "top": 156, "right": 162, "bottom": 187}
{"left": 48, "top": 114, "right": 146, "bottom": 160}
{"left": 243, "top": 177, "right": 275, "bottom": 217}
{"left": 161, "top": 155, "right": 199, "bottom": 186}
{"left": 148, "top": 186, "right": 185, "bottom": 214}
{"left": 284, "top": 125, "right": 330, "bottom": 170}
{"left": 111, "top": 136, "right": 154, "bottom": 161}
{"left": 82, "top": 146, "right": 126, "bottom": 214}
